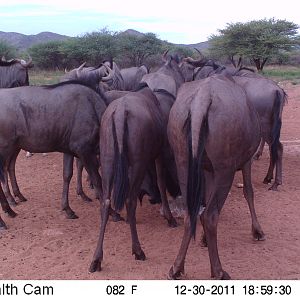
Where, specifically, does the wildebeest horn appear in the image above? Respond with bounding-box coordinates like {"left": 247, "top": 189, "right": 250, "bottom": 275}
{"left": 194, "top": 48, "right": 204, "bottom": 58}
{"left": 76, "top": 62, "right": 86, "bottom": 77}
{"left": 77, "top": 62, "right": 86, "bottom": 71}
{"left": 162, "top": 49, "right": 170, "bottom": 61}
{"left": 101, "top": 64, "right": 115, "bottom": 82}
{"left": 183, "top": 56, "right": 208, "bottom": 67}
{"left": 20, "top": 56, "right": 33, "bottom": 68}
{"left": 1, "top": 56, "right": 6, "bottom": 62}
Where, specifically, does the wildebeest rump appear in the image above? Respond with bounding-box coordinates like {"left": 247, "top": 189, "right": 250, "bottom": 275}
{"left": 0, "top": 81, "right": 108, "bottom": 228}
{"left": 167, "top": 75, "right": 264, "bottom": 279}
{"left": 187, "top": 58, "right": 287, "bottom": 190}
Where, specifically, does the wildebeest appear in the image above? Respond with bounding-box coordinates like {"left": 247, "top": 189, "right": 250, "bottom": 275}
{"left": 89, "top": 53, "right": 188, "bottom": 272}
{"left": 0, "top": 81, "right": 115, "bottom": 227}
{"left": 61, "top": 62, "right": 113, "bottom": 101}
{"left": 167, "top": 74, "right": 264, "bottom": 279}
{"left": 120, "top": 65, "right": 149, "bottom": 91}
{"left": 89, "top": 85, "right": 178, "bottom": 272}
{"left": 102, "top": 60, "right": 149, "bottom": 91}
{"left": 186, "top": 57, "right": 287, "bottom": 190}
{"left": 0, "top": 57, "right": 33, "bottom": 88}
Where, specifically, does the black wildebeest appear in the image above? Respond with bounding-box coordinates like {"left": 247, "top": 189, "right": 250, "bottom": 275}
{"left": 167, "top": 74, "right": 264, "bottom": 279}
{"left": 0, "top": 81, "right": 111, "bottom": 228}
{"left": 0, "top": 57, "right": 33, "bottom": 88}
{"left": 89, "top": 53, "right": 188, "bottom": 272}
{"left": 186, "top": 57, "right": 287, "bottom": 190}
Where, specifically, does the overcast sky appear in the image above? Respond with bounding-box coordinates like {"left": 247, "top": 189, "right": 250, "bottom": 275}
{"left": 0, "top": 0, "right": 299, "bottom": 44}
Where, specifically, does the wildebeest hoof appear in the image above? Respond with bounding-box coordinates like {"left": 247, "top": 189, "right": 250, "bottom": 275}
{"left": 134, "top": 250, "right": 146, "bottom": 261}
{"left": 65, "top": 210, "right": 79, "bottom": 219}
{"left": 168, "top": 218, "right": 178, "bottom": 228}
{"left": 220, "top": 271, "right": 231, "bottom": 280}
{"left": 263, "top": 177, "right": 272, "bottom": 184}
{"left": 8, "top": 199, "right": 18, "bottom": 206}
{"left": 16, "top": 195, "right": 28, "bottom": 202}
{"left": 0, "top": 224, "right": 8, "bottom": 230}
{"left": 89, "top": 260, "right": 102, "bottom": 273}
{"left": 5, "top": 208, "right": 17, "bottom": 218}
{"left": 80, "top": 194, "right": 93, "bottom": 202}
{"left": 201, "top": 234, "right": 208, "bottom": 247}
{"left": 111, "top": 213, "right": 124, "bottom": 222}
{"left": 168, "top": 266, "right": 184, "bottom": 280}
{"left": 0, "top": 220, "right": 8, "bottom": 230}
{"left": 213, "top": 270, "right": 231, "bottom": 280}
{"left": 252, "top": 229, "right": 266, "bottom": 241}
{"left": 268, "top": 183, "right": 280, "bottom": 191}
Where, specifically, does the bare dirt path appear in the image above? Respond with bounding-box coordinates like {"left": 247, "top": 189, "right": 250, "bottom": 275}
{"left": 0, "top": 83, "right": 299, "bottom": 280}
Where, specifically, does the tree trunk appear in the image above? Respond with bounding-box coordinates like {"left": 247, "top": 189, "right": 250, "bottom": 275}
{"left": 252, "top": 57, "right": 268, "bottom": 71}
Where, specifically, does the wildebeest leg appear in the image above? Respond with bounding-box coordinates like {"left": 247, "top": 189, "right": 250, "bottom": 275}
{"left": 0, "top": 184, "right": 17, "bottom": 219}
{"left": 2, "top": 167, "right": 17, "bottom": 206}
{"left": 263, "top": 143, "right": 274, "bottom": 184}
{"left": 242, "top": 160, "right": 265, "bottom": 241}
{"left": 269, "top": 141, "right": 283, "bottom": 191}
{"left": 78, "top": 153, "right": 103, "bottom": 199}
{"left": 168, "top": 213, "right": 192, "bottom": 279}
{"left": 126, "top": 195, "right": 146, "bottom": 260}
{"left": 168, "top": 140, "right": 189, "bottom": 279}
{"left": 75, "top": 158, "right": 93, "bottom": 202}
{"left": 203, "top": 171, "right": 234, "bottom": 280}
{"left": 80, "top": 154, "right": 122, "bottom": 221}
{"left": 8, "top": 149, "right": 28, "bottom": 202}
{"left": 155, "top": 156, "right": 177, "bottom": 227}
{"left": 89, "top": 154, "right": 122, "bottom": 273}
{"left": 126, "top": 164, "right": 146, "bottom": 260}
{"left": 199, "top": 170, "right": 214, "bottom": 247}
{"left": 89, "top": 198, "right": 111, "bottom": 272}
{"left": 61, "top": 154, "right": 78, "bottom": 219}
{"left": 253, "top": 138, "right": 265, "bottom": 160}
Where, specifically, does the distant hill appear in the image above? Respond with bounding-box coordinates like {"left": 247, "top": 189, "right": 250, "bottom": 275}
{"left": 0, "top": 31, "right": 70, "bottom": 51}
{"left": 177, "top": 41, "right": 210, "bottom": 51}
{"left": 0, "top": 29, "right": 209, "bottom": 52}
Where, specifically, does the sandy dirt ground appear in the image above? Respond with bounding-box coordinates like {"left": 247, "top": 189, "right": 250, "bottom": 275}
{"left": 0, "top": 82, "right": 299, "bottom": 280}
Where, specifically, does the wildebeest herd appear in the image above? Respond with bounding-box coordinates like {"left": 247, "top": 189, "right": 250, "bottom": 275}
{"left": 0, "top": 51, "right": 287, "bottom": 279}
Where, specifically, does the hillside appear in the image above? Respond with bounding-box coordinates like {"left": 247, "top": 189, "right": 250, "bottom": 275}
{"left": 0, "top": 29, "right": 209, "bottom": 52}
{"left": 0, "top": 31, "right": 70, "bottom": 51}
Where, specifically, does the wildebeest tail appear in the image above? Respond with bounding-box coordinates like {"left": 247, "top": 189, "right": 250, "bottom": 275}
{"left": 185, "top": 98, "right": 211, "bottom": 237}
{"left": 270, "top": 90, "right": 284, "bottom": 165}
{"left": 112, "top": 109, "right": 129, "bottom": 212}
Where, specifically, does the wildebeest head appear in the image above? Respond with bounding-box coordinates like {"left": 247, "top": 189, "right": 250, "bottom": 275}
{"left": 60, "top": 62, "right": 114, "bottom": 95}
{"left": 177, "top": 49, "right": 208, "bottom": 81}
{"left": 101, "top": 59, "right": 125, "bottom": 91}
{"left": 0, "top": 56, "right": 34, "bottom": 88}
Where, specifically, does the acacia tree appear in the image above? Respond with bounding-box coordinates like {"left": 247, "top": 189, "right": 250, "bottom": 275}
{"left": 0, "top": 40, "right": 17, "bottom": 59}
{"left": 209, "top": 18, "right": 299, "bottom": 71}
{"left": 116, "top": 32, "right": 163, "bottom": 67}
{"left": 28, "top": 40, "right": 66, "bottom": 69}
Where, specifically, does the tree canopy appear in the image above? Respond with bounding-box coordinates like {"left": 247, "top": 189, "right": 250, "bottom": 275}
{"left": 209, "top": 18, "right": 300, "bottom": 70}
{"left": 0, "top": 40, "right": 17, "bottom": 59}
